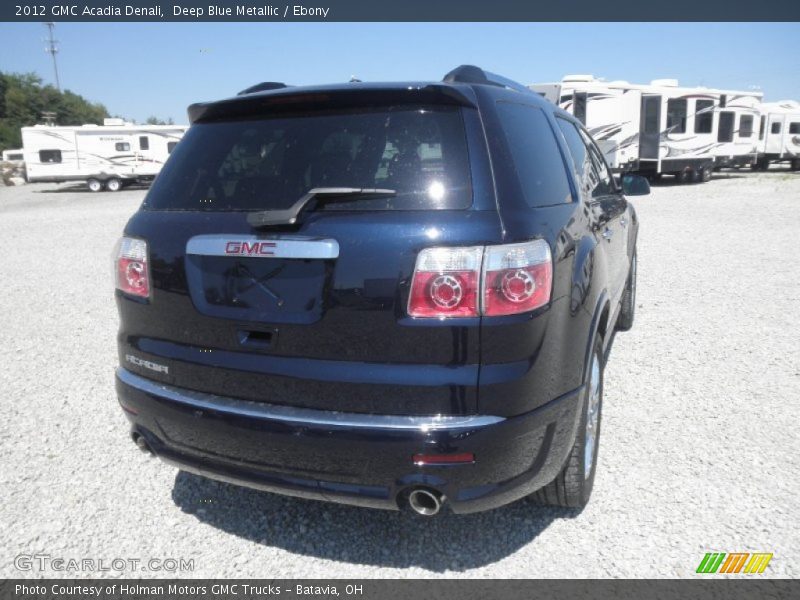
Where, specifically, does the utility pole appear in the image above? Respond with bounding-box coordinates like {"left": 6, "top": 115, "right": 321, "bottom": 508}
{"left": 44, "top": 22, "right": 61, "bottom": 91}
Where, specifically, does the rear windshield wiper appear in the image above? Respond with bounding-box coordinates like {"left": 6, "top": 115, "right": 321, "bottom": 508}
{"left": 247, "top": 187, "right": 396, "bottom": 227}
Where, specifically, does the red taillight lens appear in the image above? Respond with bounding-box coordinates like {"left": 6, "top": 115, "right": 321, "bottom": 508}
{"left": 483, "top": 240, "right": 552, "bottom": 316}
{"left": 115, "top": 237, "right": 150, "bottom": 298}
{"left": 408, "top": 240, "right": 552, "bottom": 318}
{"left": 408, "top": 247, "right": 482, "bottom": 317}
{"left": 413, "top": 452, "right": 475, "bottom": 465}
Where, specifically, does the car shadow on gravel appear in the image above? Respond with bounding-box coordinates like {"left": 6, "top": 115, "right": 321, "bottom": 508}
{"left": 171, "top": 471, "right": 582, "bottom": 571}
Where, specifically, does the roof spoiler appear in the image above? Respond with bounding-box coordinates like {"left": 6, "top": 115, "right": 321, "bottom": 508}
{"left": 443, "top": 65, "right": 533, "bottom": 95}
{"left": 237, "top": 82, "right": 289, "bottom": 95}
{"left": 188, "top": 84, "right": 476, "bottom": 124}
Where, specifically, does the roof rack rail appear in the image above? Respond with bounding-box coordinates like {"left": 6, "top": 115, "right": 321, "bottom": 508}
{"left": 237, "top": 82, "right": 289, "bottom": 96}
{"left": 443, "top": 65, "right": 532, "bottom": 95}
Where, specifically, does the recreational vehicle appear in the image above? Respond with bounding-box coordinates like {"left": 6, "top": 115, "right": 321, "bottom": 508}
{"left": 753, "top": 100, "right": 800, "bottom": 170}
{"left": 1, "top": 148, "right": 25, "bottom": 166}
{"left": 531, "top": 76, "right": 763, "bottom": 182}
{"left": 22, "top": 118, "right": 188, "bottom": 191}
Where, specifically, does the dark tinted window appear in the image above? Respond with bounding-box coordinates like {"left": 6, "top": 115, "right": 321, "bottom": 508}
{"left": 147, "top": 106, "right": 472, "bottom": 211}
{"left": 115, "top": 142, "right": 130, "bottom": 152}
{"left": 759, "top": 116, "right": 766, "bottom": 140}
{"left": 6, "top": 153, "right": 23, "bottom": 161}
{"left": 578, "top": 128, "right": 614, "bottom": 197}
{"left": 720, "top": 95, "right": 727, "bottom": 108}
{"left": 139, "top": 136, "right": 149, "bottom": 150}
{"left": 556, "top": 117, "right": 607, "bottom": 199}
{"left": 790, "top": 123, "right": 800, "bottom": 134}
{"left": 771, "top": 121, "right": 781, "bottom": 134}
{"left": 739, "top": 115, "right": 754, "bottom": 138}
{"left": 39, "top": 149, "right": 61, "bottom": 163}
{"left": 495, "top": 101, "right": 572, "bottom": 207}
{"left": 667, "top": 99, "right": 687, "bottom": 133}
{"left": 574, "top": 93, "right": 587, "bottom": 125}
{"left": 695, "top": 100, "right": 714, "bottom": 134}
{"left": 718, "top": 112, "right": 734, "bottom": 142}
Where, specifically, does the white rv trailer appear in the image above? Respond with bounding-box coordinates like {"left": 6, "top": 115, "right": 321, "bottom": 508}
{"left": 1, "top": 148, "right": 25, "bottom": 166}
{"left": 530, "top": 76, "right": 763, "bottom": 182}
{"left": 753, "top": 100, "right": 800, "bottom": 170}
{"left": 22, "top": 118, "right": 188, "bottom": 191}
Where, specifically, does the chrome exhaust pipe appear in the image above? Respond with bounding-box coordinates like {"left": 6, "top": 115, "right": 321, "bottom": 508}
{"left": 408, "top": 488, "right": 443, "bottom": 516}
{"left": 132, "top": 433, "right": 152, "bottom": 454}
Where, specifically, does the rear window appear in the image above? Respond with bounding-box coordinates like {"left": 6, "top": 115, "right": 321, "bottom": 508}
{"left": 145, "top": 105, "right": 472, "bottom": 211}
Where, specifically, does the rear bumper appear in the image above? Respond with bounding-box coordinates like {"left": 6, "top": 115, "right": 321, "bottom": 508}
{"left": 116, "top": 368, "right": 583, "bottom": 514}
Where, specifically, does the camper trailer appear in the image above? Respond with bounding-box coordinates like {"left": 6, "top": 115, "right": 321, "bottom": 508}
{"left": 531, "top": 76, "right": 763, "bottom": 182}
{"left": 753, "top": 100, "right": 800, "bottom": 170}
{"left": 22, "top": 118, "right": 188, "bottom": 191}
{"left": 1, "top": 148, "right": 25, "bottom": 167}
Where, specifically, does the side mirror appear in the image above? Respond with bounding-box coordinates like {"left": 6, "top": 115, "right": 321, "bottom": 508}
{"left": 622, "top": 174, "right": 650, "bottom": 196}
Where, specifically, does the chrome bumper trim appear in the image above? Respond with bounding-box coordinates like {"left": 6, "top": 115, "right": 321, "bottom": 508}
{"left": 116, "top": 368, "right": 505, "bottom": 431}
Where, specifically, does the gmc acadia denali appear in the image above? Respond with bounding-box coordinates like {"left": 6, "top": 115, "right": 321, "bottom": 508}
{"left": 114, "top": 66, "right": 646, "bottom": 515}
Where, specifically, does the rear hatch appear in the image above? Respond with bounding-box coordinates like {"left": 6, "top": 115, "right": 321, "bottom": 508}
{"left": 117, "top": 88, "right": 502, "bottom": 416}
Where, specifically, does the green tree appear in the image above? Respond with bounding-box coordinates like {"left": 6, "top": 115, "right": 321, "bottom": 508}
{"left": 0, "top": 71, "right": 110, "bottom": 152}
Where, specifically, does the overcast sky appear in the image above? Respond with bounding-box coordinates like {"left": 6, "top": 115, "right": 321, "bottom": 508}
{"left": 0, "top": 22, "right": 797, "bottom": 124}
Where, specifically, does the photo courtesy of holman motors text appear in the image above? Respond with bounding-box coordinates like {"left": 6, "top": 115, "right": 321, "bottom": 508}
{"left": 0, "top": 0, "right": 798, "bottom": 592}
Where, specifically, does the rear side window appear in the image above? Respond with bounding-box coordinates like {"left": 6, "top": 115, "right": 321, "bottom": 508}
{"left": 695, "top": 100, "right": 714, "bottom": 134}
{"left": 146, "top": 106, "right": 472, "bottom": 211}
{"left": 739, "top": 115, "right": 754, "bottom": 138}
{"left": 667, "top": 99, "right": 687, "bottom": 133}
{"left": 556, "top": 117, "right": 604, "bottom": 199}
{"left": 495, "top": 101, "right": 572, "bottom": 207}
{"left": 39, "top": 149, "right": 62, "bottom": 163}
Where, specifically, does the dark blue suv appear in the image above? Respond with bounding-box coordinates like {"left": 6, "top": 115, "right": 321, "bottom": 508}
{"left": 114, "top": 66, "right": 645, "bottom": 516}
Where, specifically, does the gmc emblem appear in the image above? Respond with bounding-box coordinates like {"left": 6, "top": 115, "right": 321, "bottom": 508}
{"left": 225, "top": 241, "right": 277, "bottom": 256}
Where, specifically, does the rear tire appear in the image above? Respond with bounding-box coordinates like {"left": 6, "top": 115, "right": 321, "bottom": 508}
{"left": 616, "top": 251, "right": 637, "bottom": 332}
{"left": 87, "top": 178, "right": 103, "bottom": 192}
{"left": 676, "top": 168, "right": 692, "bottom": 184}
{"left": 701, "top": 167, "right": 712, "bottom": 182}
{"left": 532, "top": 337, "right": 604, "bottom": 509}
{"left": 105, "top": 178, "right": 122, "bottom": 192}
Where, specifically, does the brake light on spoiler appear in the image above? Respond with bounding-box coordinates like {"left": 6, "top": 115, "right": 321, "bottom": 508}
{"left": 408, "top": 240, "right": 552, "bottom": 318}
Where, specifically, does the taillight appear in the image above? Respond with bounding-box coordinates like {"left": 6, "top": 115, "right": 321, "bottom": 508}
{"left": 483, "top": 240, "right": 552, "bottom": 316}
{"left": 408, "top": 247, "right": 482, "bottom": 317}
{"left": 115, "top": 237, "right": 150, "bottom": 298}
{"left": 408, "top": 240, "right": 552, "bottom": 318}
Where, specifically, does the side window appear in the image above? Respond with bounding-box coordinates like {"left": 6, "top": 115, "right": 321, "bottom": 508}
{"left": 759, "top": 116, "right": 766, "bottom": 140}
{"left": 574, "top": 92, "right": 587, "bottom": 125}
{"left": 139, "top": 136, "right": 149, "bottom": 150}
{"left": 115, "top": 142, "right": 130, "bottom": 152}
{"left": 694, "top": 100, "right": 714, "bottom": 134}
{"left": 718, "top": 112, "right": 734, "bottom": 143}
{"left": 790, "top": 123, "right": 800, "bottom": 134}
{"left": 578, "top": 128, "right": 614, "bottom": 197}
{"left": 667, "top": 99, "right": 687, "bottom": 133}
{"left": 167, "top": 141, "right": 178, "bottom": 154}
{"left": 556, "top": 117, "right": 601, "bottom": 199}
{"left": 39, "top": 149, "right": 62, "bottom": 163}
{"left": 771, "top": 122, "right": 781, "bottom": 134}
{"left": 643, "top": 98, "right": 660, "bottom": 134}
{"left": 739, "top": 115, "right": 754, "bottom": 138}
{"left": 495, "top": 101, "right": 573, "bottom": 207}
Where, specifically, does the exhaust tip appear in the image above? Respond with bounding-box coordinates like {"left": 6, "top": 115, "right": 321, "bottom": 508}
{"left": 132, "top": 433, "right": 152, "bottom": 454}
{"left": 408, "top": 488, "right": 442, "bottom": 516}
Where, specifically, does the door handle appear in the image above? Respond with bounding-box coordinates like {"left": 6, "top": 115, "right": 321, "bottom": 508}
{"left": 602, "top": 228, "right": 614, "bottom": 240}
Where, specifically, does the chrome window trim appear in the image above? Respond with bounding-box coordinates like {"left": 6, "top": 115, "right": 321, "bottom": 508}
{"left": 117, "top": 368, "right": 504, "bottom": 431}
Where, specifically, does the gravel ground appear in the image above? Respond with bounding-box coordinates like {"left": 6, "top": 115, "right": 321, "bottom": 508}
{"left": 1, "top": 172, "right": 798, "bottom": 578}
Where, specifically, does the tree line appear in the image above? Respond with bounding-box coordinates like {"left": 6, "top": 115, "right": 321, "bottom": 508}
{"left": 0, "top": 71, "right": 174, "bottom": 153}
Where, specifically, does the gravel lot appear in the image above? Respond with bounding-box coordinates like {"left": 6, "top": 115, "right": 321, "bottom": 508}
{"left": 1, "top": 172, "right": 798, "bottom": 578}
